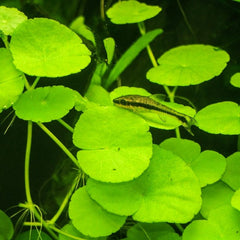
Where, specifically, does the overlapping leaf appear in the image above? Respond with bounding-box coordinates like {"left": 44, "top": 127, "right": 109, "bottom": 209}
{"left": 10, "top": 18, "right": 91, "bottom": 77}
{"left": 147, "top": 45, "right": 229, "bottom": 86}
{"left": 230, "top": 72, "right": 240, "bottom": 88}
{"left": 0, "top": 210, "right": 13, "bottom": 240}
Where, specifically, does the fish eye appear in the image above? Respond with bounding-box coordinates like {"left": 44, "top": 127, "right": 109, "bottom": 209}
{"left": 120, "top": 99, "right": 127, "bottom": 105}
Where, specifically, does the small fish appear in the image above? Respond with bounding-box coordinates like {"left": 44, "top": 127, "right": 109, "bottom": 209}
{"left": 113, "top": 95, "right": 195, "bottom": 135}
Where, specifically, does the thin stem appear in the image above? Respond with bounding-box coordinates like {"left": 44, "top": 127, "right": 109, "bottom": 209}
{"left": 31, "top": 76, "right": 41, "bottom": 89}
{"left": 57, "top": 119, "right": 74, "bottom": 133}
{"left": 2, "top": 34, "right": 9, "bottom": 48}
{"left": 37, "top": 122, "right": 79, "bottom": 168}
{"left": 23, "top": 74, "right": 31, "bottom": 90}
{"left": 25, "top": 121, "right": 33, "bottom": 204}
{"left": 49, "top": 177, "right": 79, "bottom": 224}
{"left": 138, "top": 224, "right": 151, "bottom": 240}
{"left": 175, "top": 223, "right": 184, "bottom": 233}
{"left": 50, "top": 226, "right": 85, "bottom": 240}
{"left": 100, "top": 0, "right": 105, "bottom": 20}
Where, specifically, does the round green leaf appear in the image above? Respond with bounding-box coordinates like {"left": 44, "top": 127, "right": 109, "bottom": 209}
{"left": 0, "top": 6, "right": 27, "bottom": 36}
{"left": 222, "top": 152, "right": 240, "bottom": 190}
{"left": 191, "top": 150, "right": 226, "bottom": 187}
{"left": 182, "top": 220, "right": 223, "bottom": 240}
{"left": 103, "top": 37, "right": 115, "bottom": 64}
{"left": 200, "top": 181, "right": 234, "bottom": 218}
{"left": 0, "top": 48, "right": 24, "bottom": 112}
{"left": 15, "top": 230, "right": 52, "bottom": 240}
{"left": 13, "top": 86, "right": 79, "bottom": 122}
{"left": 0, "top": 210, "right": 13, "bottom": 240}
{"left": 87, "top": 145, "right": 201, "bottom": 223}
{"left": 10, "top": 18, "right": 91, "bottom": 77}
{"left": 73, "top": 106, "right": 152, "bottom": 183}
{"left": 230, "top": 72, "right": 240, "bottom": 88}
{"left": 195, "top": 101, "right": 240, "bottom": 134}
{"left": 146, "top": 45, "right": 229, "bottom": 86}
{"left": 106, "top": 1, "right": 161, "bottom": 24}
{"left": 69, "top": 187, "right": 126, "bottom": 238}
{"left": 231, "top": 188, "right": 240, "bottom": 211}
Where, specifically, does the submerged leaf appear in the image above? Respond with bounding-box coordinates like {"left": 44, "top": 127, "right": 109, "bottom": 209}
{"left": 10, "top": 18, "right": 91, "bottom": 77}
{"left": 195, "top": 101, "right": 240, "bottom": 135}
{"left": 0, "top": 48, "right": 24, "bottom": 113}
{"left": 147, "top": 45, "right": 229, "bottom": 86}
{"left": 0, "top": 6, "right": 27, "bottom": 35}
{"left": 106, "top": 1, "right": 161, "bottom": 24}
{"left": 103, "top": 37, "right": 115, "bottom": 64}
{"left": 0, "top": 210, "right": 14, "bottom": 240}
{"left": 69, "top": 187, "right": 126, "bottom": 237}
{"left": 13, "top": 86, "right": 80, "bottom": 122}
{"left": 230, "top": 72, "right": 240, "bottom": 88}
{"left": 231, "top": 188, "right": 240, "bottom": 211}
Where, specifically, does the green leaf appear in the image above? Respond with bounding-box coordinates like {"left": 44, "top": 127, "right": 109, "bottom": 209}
{"left": 230, "top": 72, "right": 240, "bottom": 88}
{"left": 0, "top": 210, "right": 13, "bottom": 240}
{"left": 70, "top": 16, "right": 96, "bottom": 46}
{"left": 0, "top": 48, "right": 24, "bottom": 112}
{"left": 10, "top": 18, "right": 91, "bottom": 77}
{"left": 200, "top": 181, "right": 234, "bottom": 218}
{"left": 222, "top": 152, "right": 240, "bottom": 190}
{"left": 126, "top": 223, "right": 180, "bottom": 240}
{"left": 103, "top": 29, "right": 163, "bottom": 88}
{"left": 59, "top": 223, "right": 107, "bottom": 240}
{"left": 13, "top": 86, "right": 80, "bottom": 122}
{"left": 195, "top": 101, "right": 240, "bottom": 135}
{"left": 160, "top": 138, "right": 226, "bottom": 187}
{"left": 15, "top": 230, "right": 52, "bottom": 240}
{"left": 69, "top": 187, "right": 126, "bottom": 238}
{"left": 106, "top": 1, "right": 161, "bottom": 24}
{"left": 231, "top": 188, "right": 240, "bottom": 211}
{"left": 87, "top": 145, "right": 201, "bottom": 222}
{"left": 147, "top": 45, "right": 230, "bottom": 86}
{"left": 0, "top": 6, "right": 27, "bottom": 36}
{"left": 73, "top": 106, "right": 152, "bottom": 182}
{"left": 103, "top": 37, "right": 115, "bottom": 64}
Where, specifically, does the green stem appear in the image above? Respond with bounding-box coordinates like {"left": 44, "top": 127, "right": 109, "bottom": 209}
{"left": 31, "top": 76, "right": 41, "bottom": 89}
{"left": 25, "top": 121, "right": 33, "bottom": 204}
{"left": 57, "top": 119, "right": 74, "bottom": 133}
{"left": 175, "top": 223, "right": 184, "bottom": 232}
{"left": 2, "top": 34, "right": 9, "bottom": 49}
{"left": 50, "top": 226, "right": 86, "bottom": 240}
{"left": 49, "top": 177, "right": 79, "bottom": 224}
{"left": 23, "top": 75, "right": 31, "bottom": 90}
{"left": 37, "top": 122, "right": 79, "bottom": 167}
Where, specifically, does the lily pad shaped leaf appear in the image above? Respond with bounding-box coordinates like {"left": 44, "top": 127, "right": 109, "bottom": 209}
{"left": 0, "top": 6, "right": 27, "bottom": 36}
{"left": 0, "top": 48, "right": 24, "bottom": 112}
{"left": 231, "top": 188, "right": 240, "bottom": 211}
{"left": 230, "top": 72, "right": 240, "bottom": 88}
{"left": 222, "top": 152, "right": 240, "bottom": 190}
{"left": 69, "top": 187, "right": 126, "bottom": 237}
{"left": 10, "top": 18, "right": 91, "bottom": 77}
{"left": 195, "top": 101, "right": 240, "bottom": 134}
{"left": 0, "top": 210, "right": 14, "bottom": 240}
{"left": 73, "top": 106, "right": 152, "bottom": 183}
{"left": 106, "top": 1, "right": 161, "bottom": 24}
{"left": 147, "top": 45, "right": 230, "bottom": 86}
{"left": 87, "top": 145, "right": 201, "bottom": 222}
{"left": 13, "top": 86, "right": 80, "bottom": 122}
{"left": 160, "top": 138, "right": 226, "bottom": 187}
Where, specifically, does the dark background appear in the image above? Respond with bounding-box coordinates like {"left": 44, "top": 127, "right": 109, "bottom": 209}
{"left": 0, "top": 0, "right": 240, "bottom": 221}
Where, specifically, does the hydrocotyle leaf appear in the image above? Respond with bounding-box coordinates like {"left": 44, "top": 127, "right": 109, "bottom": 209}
{"left": 231, "top": 188, "right": 240, "bottom": 211}
{"left": 10, "top": 18, "right": 91, "bottom": 77}
{"left": 106, "top": 1, "right": 161, "bottom": 24}
{"left": 103, "top": 37, "right": 115, "bottom": 64}
{"left": 0, "top": 6, "right": 27, "bottom": 36}
{"left": 103, "top": 28, "right": 163, "bottom": 88}
{"left": 87, "top": 145, "right": 202, "bottom": 223}
{"left": 146, "top": 44, "right": 230, "bottom": 86}
{"left": 13, "top": 86, "right": 80, "bottom": 122}
{"left": 222, "top": 152, "right": 240, "bottom": 190}
{"left": 230, "top": 72, "right": 240, "bottom": 88}
{"left": 73, "top": 106, "right": 152, "bottom": 183}
{"left": 0, "top": 48, "right": 24, "bottom": 113}
{"left": 0, "top": 210, "right": 14, "bottom": 240}
{"left": 195, "top": 101, "right": 240, "bottom": 135}
{"left": 69, "top": 187, "right": 126, "bottom": 237}
{"left": 15, "top": 230, "right": 52, "bottom": 240}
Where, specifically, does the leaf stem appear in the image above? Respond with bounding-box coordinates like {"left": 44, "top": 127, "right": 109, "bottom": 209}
{"left": 2, "top": 34, "right": 9, "bottom": 48}
{"left": 31, "top": 76, "right": 41, "bottom": 89}
{"left": 36, "top": 122, "right": 79, "bottom": 168}
{"left": 57, "top": 119, "right": 74, "bottom": 133}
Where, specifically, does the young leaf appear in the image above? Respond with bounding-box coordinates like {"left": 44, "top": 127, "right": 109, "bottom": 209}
{"left": 106, "top": 1, "right": 161, "bottom": 24}
{"left": 86, "top": 145, "right": 201, "bottom": 223}
{"left": 231, "top": 188, "right": 240, "bottom": 211}
{"left": 147, "top": 45, "right": 230, "bottom": 86}
{"left": 15, "top": 229, "right": 52, "bottom": 240}
{"left": 195, "top": 101, "right": 240, "bottom": 134}
{"left": 10, "top": 18, "right": 91, "bottom": 77}
{"left": 103, "top": 37, "right": 115, "bottom": 64}
{"left": 69, "top": 187, "right": 126, "bottom": 237}
{"left": 0, "top": 210, "right": 14, "bottom": 240}
{"left": 73, "top": 106, "right": 152, "bottom": 183}
{"left": 13, "top": 86, "right": 80, "bottom": 122}
{"left": 0, "top": 48, "right": 24, "bottom": 113}
{"left": 222, "top": 152, "right": 240, "bottom": 190}
{"left": 103, "top": 29, "right": 163, "bottom": 88}
{"left": 230, "top": 72, "right": 240, "bottom": 88}
{"left": 0, "top": 6, "right": 27, "bottom": 36}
